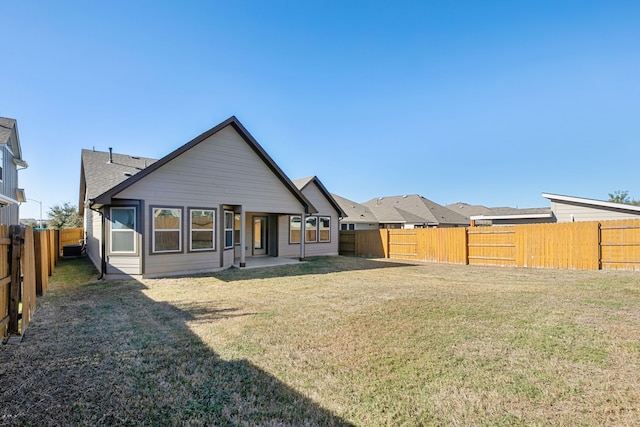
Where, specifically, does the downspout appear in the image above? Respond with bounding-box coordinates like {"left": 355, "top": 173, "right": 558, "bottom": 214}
{"left": 89, "top": 202, "right": 106, "bottom": 280}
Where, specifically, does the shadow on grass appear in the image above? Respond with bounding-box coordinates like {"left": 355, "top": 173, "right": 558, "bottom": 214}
{"left": 0, "top": 258, "right": 354, "bottom": 426}
{"left": 210, "top": 255, "right": 414, "bottom": 282}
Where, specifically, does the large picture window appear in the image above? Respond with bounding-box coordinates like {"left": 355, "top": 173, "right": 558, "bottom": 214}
{"left": 111, "top": 207, "right": 136, "bottom": 253}
{"left": 152, "top": 207, "right": 182, "bottom": 253}
{"left": 190, "top": 208, "right": 215, "bottom": 251}
{"left": 224, "top": 211, "right": 234, "bottom": 249}
{"left": 290, "top": 215, "right": 331, "bottom": 244}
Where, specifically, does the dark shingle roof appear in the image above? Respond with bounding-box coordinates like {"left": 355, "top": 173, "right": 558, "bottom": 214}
{"left": 331, "top": 193, "right": 378, "bottom": 224}
{"left": 80, "top": 149, "right": 157, "bottom": 206}
{"left": 362, "top": 194, "right": 469, "bottom": 226}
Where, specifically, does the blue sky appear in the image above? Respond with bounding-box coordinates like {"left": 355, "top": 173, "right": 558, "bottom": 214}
{"left": 2, "top": 1, "right": 639, "bottom": 220}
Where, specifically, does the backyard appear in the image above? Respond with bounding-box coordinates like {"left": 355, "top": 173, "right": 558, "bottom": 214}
{"left": 1, "top": 256, "right": 639, "bottom": 426}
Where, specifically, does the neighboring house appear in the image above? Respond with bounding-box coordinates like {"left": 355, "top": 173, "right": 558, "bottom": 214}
{"left": 79, "top": 116, "right": 340, "bottom": 278}
{"left": 331, "top": 194, "right": 379, "bottom": 230}
{"left": 361, "top": 194, "right": 469, "bottom": 229}
{"left": 447, "top": 202, "right": 553, "bottom": 226}
{"left": 543, "top": 192, "right": 640, "bottom": 223}
{"left": 0, "top": 117, "right": 28, "bottom": 225}
{"left": 292, "top": 177, "right": 346, "bottom": 256}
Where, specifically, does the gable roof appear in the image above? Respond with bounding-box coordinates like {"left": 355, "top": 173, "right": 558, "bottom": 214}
{"left": 0, "top": 117, "right": 25, "bottom": 160}
{"left": 81, "top": 116, "right": 316, "bottom": 214}
{"left": 362, "top": 194, "right": 469, "bottom": 226}
{"left": 331, "top": 194, "right": 379, "bottom": 224}
{"left": 292, "top": 176, "right": 346, "bottom": 217}
{"left": 542, "top": 192, "right": 640, "bottom": 213}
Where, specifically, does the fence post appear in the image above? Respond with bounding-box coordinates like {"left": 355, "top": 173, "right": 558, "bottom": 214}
{"left": 597, "top": 222, "right": 602, "bottom": 270}
{"left": 464, "top": 227, "right": 469, "bottom": 265}
{"left": 8, "top": 225, "right": 22, "bottom": 335}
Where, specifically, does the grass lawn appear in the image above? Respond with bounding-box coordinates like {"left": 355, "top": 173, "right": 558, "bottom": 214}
{"left": 1, "top": 256, "right": 639, "bottom": 426}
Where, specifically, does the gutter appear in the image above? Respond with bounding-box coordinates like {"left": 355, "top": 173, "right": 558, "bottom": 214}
{"left": 89, "top": 200, "right": 106, "bottom": 280}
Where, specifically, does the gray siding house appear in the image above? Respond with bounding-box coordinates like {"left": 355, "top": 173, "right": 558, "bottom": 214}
{"left": 292, "top": 177, "right": 346, "bottom": 257}
{"left": 543, "top": 192, "right": 640, "bottom": 222}
{"left": 0, "top": 118, "right": 28, "bottom": 225}
{"left": 79, "top": 116, "right": 341, "bottom": 278}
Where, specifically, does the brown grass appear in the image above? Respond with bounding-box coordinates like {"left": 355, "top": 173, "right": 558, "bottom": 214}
{"left": 1, "top": 256, "right": 639, "bottom": 426}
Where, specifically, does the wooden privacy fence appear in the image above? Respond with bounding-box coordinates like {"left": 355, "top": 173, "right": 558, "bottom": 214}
{"left": 0, "top": 225, "right": 60, "bottom": 340}
{"left": 340, "top": 219, "right": 640, "bottom": 271}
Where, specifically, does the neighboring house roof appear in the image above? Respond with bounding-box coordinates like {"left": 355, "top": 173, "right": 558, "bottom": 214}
{"left": 0, "top": 117, "right": 25, "bottom": 160}
{"left": 80, "top": 116, "right": 316, "bottom": 215}
{"left": 542, "top": 192, "right": 640, "bottom": 213}
{"left": 292, "top": 176, "right": 346, "bottom": 217}
{"left": 362, "top": 194, "right": 469, "bottom": 226}
{"left": 447, "top": 202, "right": 551, "bottom": 222}
{"left": 0, "top": 117, "right": 27, "bottom": 206}
{"left": 331, "top": 193, "right": 379, "bottom": 224}
{"left": 469, "top": 207, "right": 552, "bottom": 221}
{"left": 445, "top": 203, "right": 491, "bottom": 219}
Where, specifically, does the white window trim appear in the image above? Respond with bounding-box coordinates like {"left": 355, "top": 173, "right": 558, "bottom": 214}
{"left": 290, "top": 215, "right": 301, "bottom": 244}
{"left": 152, "top": 207, "right": 183, "bottom": 254}
{"left": 189, "top": 208, "right": 216, "bottom": 252}
{"left": 110, "top": 207, "right": 137, "bottom": 254}
{"left": 224, "top": 211, "right": 234, "bottom": 249}
{"left": 319, "top": 216, "right": 331, "bottom": 242}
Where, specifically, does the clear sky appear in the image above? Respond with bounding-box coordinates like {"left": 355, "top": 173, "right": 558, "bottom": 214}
{"left": 2, "top": 1, "right": 639, "bottom": 220}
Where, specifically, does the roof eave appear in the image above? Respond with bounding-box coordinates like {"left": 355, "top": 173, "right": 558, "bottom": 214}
{"left": 542, "top": 192, "right": 640, "bottom": 213}
{"left": 470, "top": 213, "right": 553, "bottom": 220}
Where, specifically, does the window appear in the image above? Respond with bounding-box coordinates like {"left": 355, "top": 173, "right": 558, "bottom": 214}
{"left": 234, "top": 214, "right": 241, "bottom": 246}
{"left": 340, "top": 223, "right": 355, "bottom": 231}
{"left": 319, "top": 216, "right": 331, "bottom": 242}
{"left": 190, "top": 209, "right": 215, "bottom": 251}
{"left": 290, "top": 216, "right": 301, "bottom": 243}
{"left": 290, "top": 215, "right": 331, "bottom": 244}
{"left": 152, "top": 207, "right": 182, "bottom": 253}
{"left": 224, "top": 211, "right": 234, "bottom": 249}
{"left": 305, "top": 216, "right": 317, "bottom": 242}
{"left": 111, "top": 207, "right": 136, "bottom": 253}
{"left": 0, "top": 147, "right": 3, "bottom": 182}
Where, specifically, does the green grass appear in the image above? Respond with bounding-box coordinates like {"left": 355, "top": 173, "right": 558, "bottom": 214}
{"left": 2, "top": 256, "right": 640, "bottom": 426}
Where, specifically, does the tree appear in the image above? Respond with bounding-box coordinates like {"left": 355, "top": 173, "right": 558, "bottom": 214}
{"left": 608, "top": 190, "right": 640, "bottom": 206}
{"left": 47, "top": 202, "right": 83, "bottom": 229}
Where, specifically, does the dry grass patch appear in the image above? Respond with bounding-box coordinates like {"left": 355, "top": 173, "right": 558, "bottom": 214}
{"left": 2, "top": 256, "right": 640, "bottom": 426}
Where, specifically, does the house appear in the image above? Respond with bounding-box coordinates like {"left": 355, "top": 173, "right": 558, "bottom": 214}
{"left": 0, "top": 117, "right": 28, "bottom": 225}
{"left": 79, "top": 116, "right": 341, "bottom": 278}
{"left": 331, "top": 194, "right": 379, "bottom": 230}
{"left": 361, "top": 194, "right": 469, "bottom": 229}
{"left": 543, "top": 192, "right": 640, "bottom": 222}
{"left": 446, "top": 202, "right": 553, "bottom": 226}
{"left": 292, "top": 176, "right": 346, "bottom": 256}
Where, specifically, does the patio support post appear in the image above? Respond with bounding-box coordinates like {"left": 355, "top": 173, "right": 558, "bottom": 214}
{"left": 299, "top": 212, "right": 306, "bottom": 261}
{"left": 240, "top": 206, "right": 246, "bottom": 267}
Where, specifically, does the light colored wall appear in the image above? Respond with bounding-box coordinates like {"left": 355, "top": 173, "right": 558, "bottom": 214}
{"left": 551, "top": 201, "right": 640, "bottom": 223}
{"left": 114, "top": 126, "right": 306, "bottom": 275}
{"left": 278, "top": 181, "right": 340, "bottom": 258}
{"left": 85, "top": 207, "right": 102, "bottom": 272}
